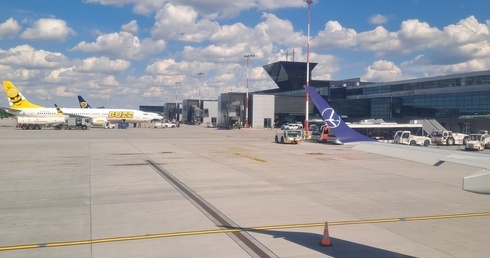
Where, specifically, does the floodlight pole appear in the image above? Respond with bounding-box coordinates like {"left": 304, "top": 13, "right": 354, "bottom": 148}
{"left": 244, "top": 54, "right": 255, "bottom": 128}
{"left": 197, "top": 72, "right": 204, "bottom": 109}
{"left": 175, "top": 82, "right": 180, "bottom": 121}
{"left": 304, "top": 0, "right": 312, "bottom": 136}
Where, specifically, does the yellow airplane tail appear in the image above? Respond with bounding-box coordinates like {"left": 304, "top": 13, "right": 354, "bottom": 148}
{"left": 3, "top": 81, "right": 44, "bottom": 109}
{"left": 54, "top": 104, "right": 63, "bottom": 116}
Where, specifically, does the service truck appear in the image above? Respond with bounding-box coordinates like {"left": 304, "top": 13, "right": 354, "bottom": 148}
{"left": 16, "top": 116, "right": 66, "bottom": 130}
{"left": 431, "top": 130, "right": 468, "bottom": 145}
{"left": 54, "top": 117, "right": 90, "bottom": 130}
{"left": 275, "top": 130, "right": 303, "bottom": 144}
{"left": 465, "top": 133, "right": 490, "bottom": 151}
{"left": 394, "top": 130, "right": 431, "bottom": 146}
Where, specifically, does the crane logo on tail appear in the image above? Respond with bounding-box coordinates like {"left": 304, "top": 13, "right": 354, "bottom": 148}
{"left": 321, "top": 108, "right": 341, "bottom": 128}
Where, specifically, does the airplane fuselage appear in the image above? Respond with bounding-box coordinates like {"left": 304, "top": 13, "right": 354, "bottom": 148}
{"left": 10, "top": 107, "right": 157, "bottom": 124}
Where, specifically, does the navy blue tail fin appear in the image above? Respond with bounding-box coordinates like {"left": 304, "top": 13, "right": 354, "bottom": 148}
{"left": 305, "top": 86, "right": 375, "bottom": 143}
{"left": 78, "top": 95, "right": 92, "bottom": 108}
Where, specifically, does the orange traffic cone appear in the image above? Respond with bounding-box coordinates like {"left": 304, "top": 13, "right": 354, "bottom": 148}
{"left": 320, "top": 221, "right": 332, "bottom": 246}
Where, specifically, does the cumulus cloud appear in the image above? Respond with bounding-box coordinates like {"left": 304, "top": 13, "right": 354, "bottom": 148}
{"left": 362, "top": 60, "right": 402, "bottom": 82}
{"left": 146, "top": 59, "right": 211, "bottom": 76}
{"left": 0, "top": 18, "right": 21, "bottom": 38}
{"left": 313, "top": 21, "right": 357, "bottom": 49}
{"left": 402, "top": 16, "right": 490, "bottom": 67}
{"left": 151, "top": 3, "right": 220, "bottom": 42}
{"left": 21, "top": 18, "right": 75, "bottom": 41}
{"left": 121, "top": 20, "right": 138, "bottom": 34}
{"left": 75, "top": 57, "right": 131, "bottom": 74}
{"left": 84, "top": 0, "right": 301, "bottom": 18}
{"left": 256, "top": 0, "right": 304, "bottom": 10}
{"left": 54, "top": 86, "right": 77, "bottom": 97}
{"left": 369, "top": 14, "right": 388, "bottom": 25}
{"left": 255, "top": 13, "right": 304, "bottom": 47}
{"left": 0, "top": 45, "right": 67, "bottom": 69}
{"left": 72, "top": 31, "right": 165, "bottom": 59}
{"left": 181, "top": 13, "right": 301, "bottom": 64}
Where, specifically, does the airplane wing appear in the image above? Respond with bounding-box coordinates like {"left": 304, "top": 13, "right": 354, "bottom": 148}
{"left": 304, "top": 85, "right": 490, "bottom": 195}
{"left": 54, "top": 104, "right": 88, "bottom": 119}
{"left": 0, "top": 106, "right": 21, "bottom": 115}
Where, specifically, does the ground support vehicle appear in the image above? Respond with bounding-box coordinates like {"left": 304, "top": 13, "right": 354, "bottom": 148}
{"left": 54, "top": 117, "right": 90, "bottom": 130}
{"left": 118, "top": 122, "right": 129, "bottom": 129}
{"left": 281, "top": 123, "right": 299, "bottom": 130}
{"left": 465, "top": 134, "right": 490, "bottom": 151}
{"left": 275, "top": 130, "right": 303, "bottom": 144}
{"left": 431, "top": 130, "right": 468, "bottom": 145}
{"left": 15, "top": 116, "right": 67, "bottom": 130}
{"left": 394, "top": 130, "right": 431, "bottom": 146}
{"left": 105, "top": 123, "right": 116, "bottom": 129}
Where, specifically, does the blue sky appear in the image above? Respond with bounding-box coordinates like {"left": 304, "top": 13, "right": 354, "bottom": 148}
{"left": 1, "top": 0, "right": 490, "bottom": 109}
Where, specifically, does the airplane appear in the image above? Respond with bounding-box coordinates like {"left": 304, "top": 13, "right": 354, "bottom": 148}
{"left": 2, "top": 81, "right": 163, "bottom": 125}
{"left": 304, "top": 85, "right": 490, "bottom": 195}
{"left": 77, "top": 94, "right": 163, "bottom": 123}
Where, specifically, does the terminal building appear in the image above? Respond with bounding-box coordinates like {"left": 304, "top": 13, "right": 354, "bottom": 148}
{"left": 141, "top": 61, "right": 490, "bottom": 134}
{"left": 249, "top": 61, "right": 490, "bottom": 133}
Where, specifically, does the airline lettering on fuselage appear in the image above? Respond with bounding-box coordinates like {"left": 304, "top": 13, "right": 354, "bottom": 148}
{"left": 108, "top": 111, "right": 134, "bottom": 119}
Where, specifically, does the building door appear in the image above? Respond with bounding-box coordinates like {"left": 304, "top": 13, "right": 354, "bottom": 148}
{"left": 264, "top": 118, "right": 272, "bottom": 128}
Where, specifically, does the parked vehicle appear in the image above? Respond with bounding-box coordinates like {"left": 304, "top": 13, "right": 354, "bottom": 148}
{"left": 280, "top": 123, "right": 299, "bottom": 130}
{"left": 465, "top": 134, "right": 490, "bottom": 151}
{"left": 275, "top": 130, "right": 303, "bottom": 144}
{"left": 431, "top": 130, "right": 468, "bottom": 145}
{"left": 118, "top": 122, "right": 129, "bottom": 129}
{"left": 54, "top": 117, "right": 90, "bottom": 130}
{"left": 394, "top": 130, "right": 431, "bottom": 146}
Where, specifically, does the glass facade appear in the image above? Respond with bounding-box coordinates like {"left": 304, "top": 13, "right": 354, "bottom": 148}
{"left": 338, "top": 72, "right": 490, "bottom": 120}
{"left": 259, "top": 60, "right": 490, "bottom": 131}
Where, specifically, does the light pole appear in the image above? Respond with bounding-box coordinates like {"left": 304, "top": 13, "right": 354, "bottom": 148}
{"left": 175, "top": 82, "right": 180, "bottom": 121}
{"left": 244, "top": 54, "right": 255, "bottom": 128}
{"left": 304, "top": 0, "right": 312, "bottom": 136}
{"left": 197, "top": 72, "right": 205, "bottom": 109}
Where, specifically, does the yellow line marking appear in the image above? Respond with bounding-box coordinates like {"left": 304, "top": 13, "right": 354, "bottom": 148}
{"left": 232, "top": 152, "right": 267, "bottom": 162}
{"left": 2, "top": 211, "right": 490, "bottom": 251}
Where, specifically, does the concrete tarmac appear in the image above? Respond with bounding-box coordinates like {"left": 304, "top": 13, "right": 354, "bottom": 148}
{"left": 1, "top": 118, "right": 490, "bottom": 257}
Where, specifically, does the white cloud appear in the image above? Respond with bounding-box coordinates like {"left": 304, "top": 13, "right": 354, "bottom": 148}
{"left": 54, "top": 86, "right": 77, "bottom": 97}
{"left": 151, "top": 3, "right": 220, "bottom": 42}
{"left": 356, "top": 26, "right": 401, "bottom": 56}
{"left": 309, "top": 53, "right": 339, "bottom": 80}
{"left": 75, "top": 57, "right": 131, "bottom": 74}
{"left": 400, "top": 54, "right": 490, "bottom": 77}
{"left": 313, "top": 21, "right": 357, "bottom": 49}
{"left": 121, "top": 20, "right": 138, "bottom": 34}
{"left": 84, "top": 0, "right": 302, "bottom": 18}
{"left": 0, "top": 45, "right": 67, "bottom": 69}
{"left": 256, "top": 0, "right": 304, "bottom": 10}
{"left": 369, "top": 14, "right": 388, "bottom": 25}
{"left": 397, "top": 19, "right": 444, "bottom": 47}
{"left": 21, "top": 18, "right": 75, "bottom": 41}
{"left": 443, "top": 16, "right": 489, "bottom": 44}
{"left": 146, "top": 59, "right": 212, "bottom": 77}
{"left": 256, "top": 13, "right": 304, "bottom": 47}
{"left": 72, "top": 31, "right": 165, "bottom": 59}
{"left": 0, "top": 18, "right": 21, "bottom": 38}
{"left": 362, "top": 60, "right": 402, "bottom": 82}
